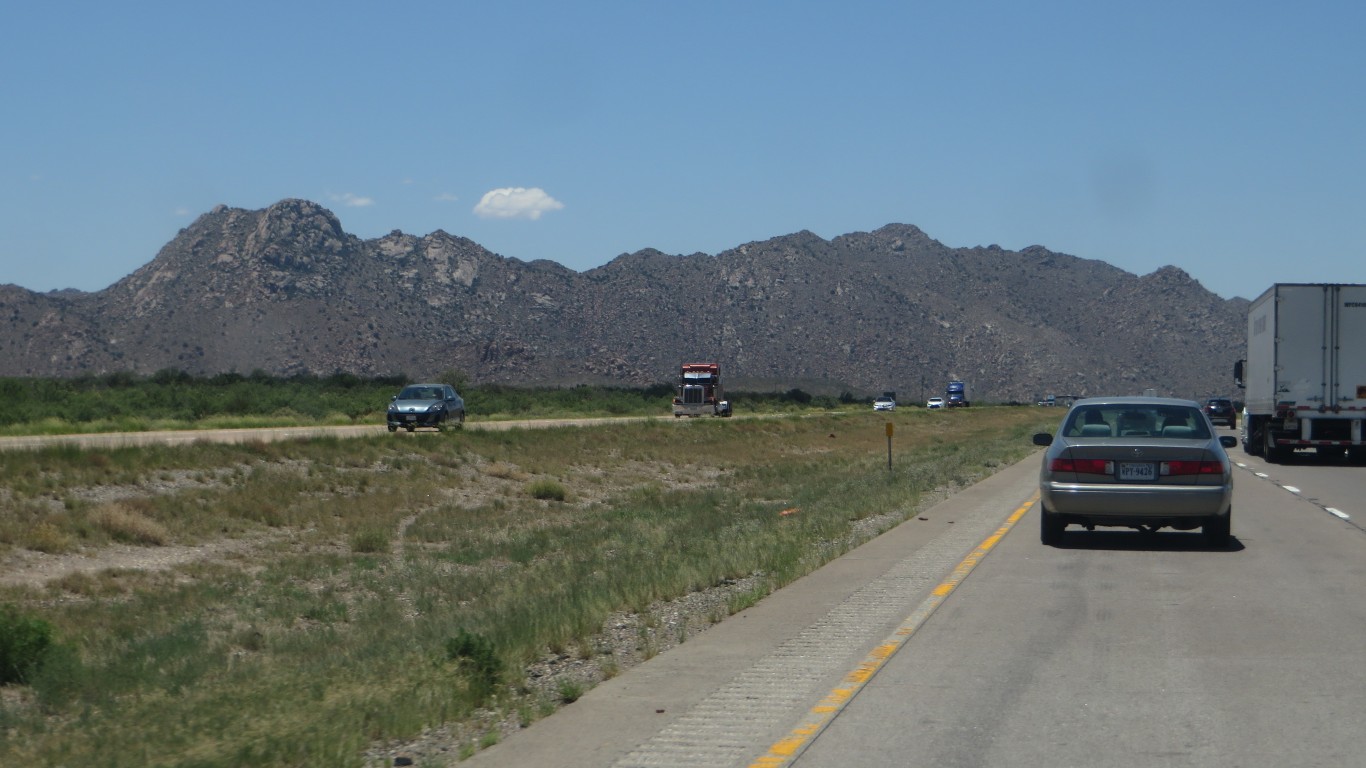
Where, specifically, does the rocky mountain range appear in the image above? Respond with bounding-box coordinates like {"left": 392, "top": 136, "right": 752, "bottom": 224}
{"left": 0, "top": 199, "right": 1249, "bottom": 402}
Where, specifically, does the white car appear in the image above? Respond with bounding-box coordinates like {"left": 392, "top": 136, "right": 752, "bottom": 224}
{"left": 926, "top": 397, "right": 945, "bottom": 409}
{"left": 873, "top": 396, "right": 896, "bottom": 411}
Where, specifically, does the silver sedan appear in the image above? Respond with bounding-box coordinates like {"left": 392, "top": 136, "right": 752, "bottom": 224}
{"left": 1031, "top": 396, "right": 1238, "bottom": 546}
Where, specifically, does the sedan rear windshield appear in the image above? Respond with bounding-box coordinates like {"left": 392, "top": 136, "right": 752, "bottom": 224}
{"left": 1062, "top": 405, "right": 1211, "bottom": 439}
{"left": 399, "top": 387, "right": 444, "bottom": 400}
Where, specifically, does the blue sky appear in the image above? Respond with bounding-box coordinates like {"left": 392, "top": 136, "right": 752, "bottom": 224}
{"left": 3, "top": 2, "right": 1363, "bottom": 300}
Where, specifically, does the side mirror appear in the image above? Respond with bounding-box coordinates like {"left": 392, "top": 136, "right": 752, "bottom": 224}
{"left": 1219, "top": 436, "right": 1238, "bottom": 448}
{"left": 1233, "top": 359, "right": 1245, "bottom": 389}
{"left": 1032, "top": 433, "right": 1054, "bottom": 446}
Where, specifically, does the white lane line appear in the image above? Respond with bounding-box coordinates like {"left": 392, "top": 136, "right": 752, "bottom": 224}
{"left": 1237, "top": 463, "right": 1358, "bottom": 528}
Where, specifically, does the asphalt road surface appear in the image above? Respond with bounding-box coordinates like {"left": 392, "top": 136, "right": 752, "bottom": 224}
{"left": 788, "top": 440, "right": 1366, "bottom": 768}
{"left": 462, "top": 430, "right": 1366, "bottom": 768}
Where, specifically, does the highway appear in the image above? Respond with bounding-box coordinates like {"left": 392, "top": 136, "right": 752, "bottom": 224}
{"left": 463, "top": 431, "right": 1366, "bottom": 768}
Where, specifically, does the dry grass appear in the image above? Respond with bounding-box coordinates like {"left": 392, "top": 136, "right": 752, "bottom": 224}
{"left": 0, "top": 408, "right": 1057, "bottom": 768}
{"left": 88, "top": 502, "right": 170, "bottom": 545}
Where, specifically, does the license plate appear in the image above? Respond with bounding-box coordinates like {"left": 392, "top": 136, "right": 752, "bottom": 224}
{"left": 405, "top": 415, "right": 416, "bottom": 421}
{"left": 1119, "top": 462, "right": 1155, "bottom": 481}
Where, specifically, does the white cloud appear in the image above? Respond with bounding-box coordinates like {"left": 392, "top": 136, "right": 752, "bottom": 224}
{"left": 434, "top": 192, "right": 460, "bottom": 202}
{"left": 329, "top": 192, "right": 375, "bottom": 207}
{"left": 473, "top": 187, "right": 564, "bottom": 220}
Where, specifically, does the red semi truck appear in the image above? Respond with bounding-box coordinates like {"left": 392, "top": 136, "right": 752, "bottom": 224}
{"left": 672, "top": 363, "right": 732, "bottom": 418}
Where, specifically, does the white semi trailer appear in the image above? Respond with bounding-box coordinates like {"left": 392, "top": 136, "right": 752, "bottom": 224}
{"left": 1235, "top": 283, "right": 1366, "bottom": 463}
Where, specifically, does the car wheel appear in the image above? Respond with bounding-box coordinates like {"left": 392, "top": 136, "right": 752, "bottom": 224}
{"left": 387, "top": 425, "right": 397, "bottom": 433}
{"left": 1040, "top": 507, "right": 1065, "bottom": 546}
{"left": 1204, "top": 512, "right": 1231, "bottom": 548}
{"left": 457, "top": 410, "right": 466, "bottom": 426}
{"left": 405, "top": 425, "right": 415, "bottom": 432}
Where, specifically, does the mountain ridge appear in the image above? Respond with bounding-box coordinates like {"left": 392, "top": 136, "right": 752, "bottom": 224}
{"left": 0, "top": 199, "right": 1248, "bottom": 401}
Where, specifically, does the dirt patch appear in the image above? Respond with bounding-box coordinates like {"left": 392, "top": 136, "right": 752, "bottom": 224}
{"left": 0, "top": 537, "right": 266, "bottom": 591}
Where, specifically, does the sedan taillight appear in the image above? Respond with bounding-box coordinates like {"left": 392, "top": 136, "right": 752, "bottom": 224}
{"left": 1050, "top": 458, "right": 1113, "bottom": 474}
{"left": 1160, "top": 460, "right": 1224, "bottom": 476}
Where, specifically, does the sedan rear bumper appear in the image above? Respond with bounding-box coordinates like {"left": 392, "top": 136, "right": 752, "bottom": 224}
{"left": 1042, "top": 481, "right": 1231, "bottom": 520}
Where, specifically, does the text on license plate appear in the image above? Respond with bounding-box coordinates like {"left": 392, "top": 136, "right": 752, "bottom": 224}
{"left": 1119, "top": 462, "right": 1155, "bottom": 481}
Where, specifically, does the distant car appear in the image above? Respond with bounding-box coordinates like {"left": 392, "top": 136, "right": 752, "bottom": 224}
{"left": 1031, "top": 396, "right": 1238, "bottom": 547}
{"left": 387, "top": 383, "right": 465, "bottom": 432}
{"left": 1204, "top": 397, "right": 1236, "bottom": 428}
{"left": 926, "top": 397, "right": 945, "bottom": 409}
{"left": 873, "top": 396, "right": 896, "bottom": 412}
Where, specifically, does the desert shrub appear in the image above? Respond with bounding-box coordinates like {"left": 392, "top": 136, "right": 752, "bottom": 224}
{"left": 527, "top": 479, "right": 567, "bottom": 501}
{"left": 557, "top": 679, "right": 584, "bottom": 703}
{"left": 349, "top": 529, "right": 391, "bottom": 553}
{"left": 26, "top": 522, "right": 73, "bottom": 554}
{"left": 90, "top": 503, "right": 169, "bottom": 545}
{"left": 446, "top": 630, "right": 502, "bottom": 702}
{"left": 0, "top": 604, "right": 55, "bottom": 685}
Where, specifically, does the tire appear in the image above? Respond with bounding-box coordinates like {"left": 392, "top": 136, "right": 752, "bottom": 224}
{"left": 1040, "top": 506, "right": 1065, "bottom": 546}
{"left": 457, "top": 410, "right": 466, "bottom": 426}
{"left": 1244, "top": 418, "right": 1264, "bottom": 456}
{"left": 405, "top": 425, "right": 415, "bottom": 433}
{"left": 1204, "top": 512, "right": 1231, "bottom": 548}
{"left": 387, "top": 425, "right": 397, "bottom": 433}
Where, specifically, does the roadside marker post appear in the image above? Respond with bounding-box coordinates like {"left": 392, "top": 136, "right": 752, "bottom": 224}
{"left": 885, "top": 421, "right": 893, "bottom": 471}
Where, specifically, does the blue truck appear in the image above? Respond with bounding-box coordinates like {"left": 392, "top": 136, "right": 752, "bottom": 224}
{"left": 945, "top": 380, "right": 970, "bottom": 408}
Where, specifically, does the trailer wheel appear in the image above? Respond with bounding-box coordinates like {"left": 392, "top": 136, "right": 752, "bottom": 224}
{"left": 1264, "top": 429, "right": 1291, "bottom": 463}
{"left": 1244, "top": 418, "right": 1264, "bottom": 456}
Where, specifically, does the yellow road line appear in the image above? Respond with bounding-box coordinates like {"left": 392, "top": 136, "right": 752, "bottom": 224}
{"left": 749, "top": 491, "right": 1040, "bottom": 767}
